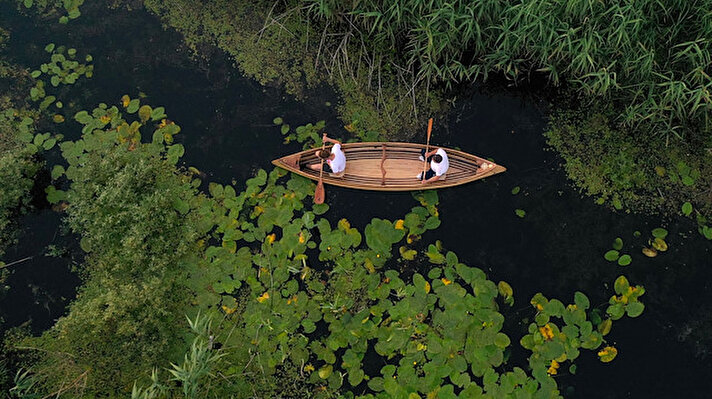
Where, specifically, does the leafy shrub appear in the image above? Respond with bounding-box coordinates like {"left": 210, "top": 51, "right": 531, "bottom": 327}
{"left": 14, "top": 100, "right": 206, "bottom": 395}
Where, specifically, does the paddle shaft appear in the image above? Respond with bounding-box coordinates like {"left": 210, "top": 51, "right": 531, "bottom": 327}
{"left": 422, "top": 118, "right": 433, "bottom": 180}
{"left": 314, "top": 139, "right": 327, "bottom": 204}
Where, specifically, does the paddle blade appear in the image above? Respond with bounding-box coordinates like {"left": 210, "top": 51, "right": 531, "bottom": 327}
{"left": 314, "top": 180, "right": 325, "bottom": 204}
{"left": 427, "top": 118, "right": 433, "bottom": 138}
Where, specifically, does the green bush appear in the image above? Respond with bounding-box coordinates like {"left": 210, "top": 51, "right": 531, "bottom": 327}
{"left": 14, "top": 101, "right": 206, "bottom": 396}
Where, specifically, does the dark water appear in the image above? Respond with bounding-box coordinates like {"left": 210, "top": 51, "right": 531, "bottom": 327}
{"left": 2, "top": 2, "right": 711, "bottom": 398}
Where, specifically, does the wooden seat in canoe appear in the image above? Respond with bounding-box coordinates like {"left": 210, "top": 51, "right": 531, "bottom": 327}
{"left": 272, "top": 142, "right": 505, "bottom": 192}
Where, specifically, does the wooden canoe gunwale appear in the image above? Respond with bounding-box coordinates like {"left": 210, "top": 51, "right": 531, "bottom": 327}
{"left": 271, "top": 142, "right": 506, "bottom": 192}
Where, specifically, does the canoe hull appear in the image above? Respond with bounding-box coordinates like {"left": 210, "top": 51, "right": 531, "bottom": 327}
{"left": 272, "top": 142, "right": 505, "bottom": 192}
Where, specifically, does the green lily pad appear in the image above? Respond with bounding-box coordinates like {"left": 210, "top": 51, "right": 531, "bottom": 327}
{"left": 318, "top": 364, "right": 333, "bottom": 379}
{"left": 617, "top": 254, "right": 632, "bottom": 266}
{"left": 612, "top": 237, "right": 623, "bottom": 250}
{"left": 613, "top": 275, "right": 630, "bottom": 295}
{"left": 497, "top": 281, "right": 513, "bottom": 298}
{"left": 626, "top": 301, "right": 645, "bottom": 317}
{"left": 604, "top": 250, "right": 620, "bottom": 261}
{"left": 651, "top": 228, "right": 668, "bottom": 239}
{"left": 682, "top": 202, "right": 693, "bottom": 216}
{"left": 574, "top": 291, "right": 590, "bottom": 310}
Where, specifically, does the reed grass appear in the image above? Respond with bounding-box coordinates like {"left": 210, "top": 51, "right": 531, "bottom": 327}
{"left": 301, "top": 0, "right": 712, "bottom": 142}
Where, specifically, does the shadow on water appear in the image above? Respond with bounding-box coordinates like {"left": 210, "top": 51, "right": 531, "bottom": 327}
{"left": 2, "top": 2, "right": 712, "bottom": 397}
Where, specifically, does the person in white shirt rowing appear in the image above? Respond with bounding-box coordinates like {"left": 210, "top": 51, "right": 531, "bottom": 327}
{"left": 308, "top": 133, "right": 346, "bottom": 176}
{"left": 416, "top": 147, "right": 449, "bottom": 184}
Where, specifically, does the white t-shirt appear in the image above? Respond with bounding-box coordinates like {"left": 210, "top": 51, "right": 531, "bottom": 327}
{"left": 327, "top": 143, "right": 346, "bottom": 173}
{"left": 430, "top": 148, "right": 449, "bottom": 177}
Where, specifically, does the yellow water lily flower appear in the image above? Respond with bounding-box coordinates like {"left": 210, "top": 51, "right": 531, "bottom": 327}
{"left": 257, "top": 292, "right": 270, "bottom": 303}
{"left": 121, "top": 95, "right": 130, "bottom": 107}
{"left": 547, "top": 359, "right": 560, "bottom": 375}
{"left": 441, "top": 278, "right": 452, "bottom": 286}
{"left": 266, "top": 233, "right": 276, "bottom": 244}
{"left": 99, "top": 114, "right": 111, "bottom": 124}
{"left": 221, "top": 305, "right": 237, "bottom": 315}
{"left": 338, "top": 218, "right": 351, "bottom": 230}
{"left": 304, "top": 364, "right": 315, "bottom": 373}
{"left": 424, "top": 281, "right": 431, "bottom": 294}
{"left": 298, "top": 232, "right": 306, "bottom": 244}
{"left": 287, "top": 295, "right": 298, "bottom": 305}
{"left": 539, "top": 324, "right": 554, "bottom": 340}
{"left": 394, "top": 219, "right": 405, "bottom": 230}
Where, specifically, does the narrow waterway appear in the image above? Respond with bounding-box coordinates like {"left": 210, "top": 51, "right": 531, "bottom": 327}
{"left": 1, "top": 2, "right": 711, "bottom": 397}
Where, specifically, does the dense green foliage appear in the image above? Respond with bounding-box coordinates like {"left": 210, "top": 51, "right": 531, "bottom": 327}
{"left": 128, "top": 162, "right": 643, "bottom": 398}
{"left": 12, "top": 98, "right": 206, "bottom": 395}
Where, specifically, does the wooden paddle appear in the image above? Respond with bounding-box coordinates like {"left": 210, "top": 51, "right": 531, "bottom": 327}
{"left": 314, "top": 138, "right": 327, "bottom": 204}
{"left": 422, "top": 118, "right": 434, "bottom": 181}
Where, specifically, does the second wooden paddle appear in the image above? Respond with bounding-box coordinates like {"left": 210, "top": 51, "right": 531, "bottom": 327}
{"left": 421, "top": 118, "right": 434, "bottom": 181}
{"left": 314, "top": 139, "right": 327, "bottom": 204}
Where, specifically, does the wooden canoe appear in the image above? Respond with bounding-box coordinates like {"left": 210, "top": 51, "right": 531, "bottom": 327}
{"left": 272, "top": 142, "right": 506, "bottom": 192}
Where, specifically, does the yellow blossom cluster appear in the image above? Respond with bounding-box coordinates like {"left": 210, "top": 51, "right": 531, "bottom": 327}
{"left": 221, "top": 305, "right": 237, "bottom": 315}
{"left": 547, "top": 359, "right": 560, "bottom": 375}
{"left": 539, "top": 324, "right": 554, "bottom": 340}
